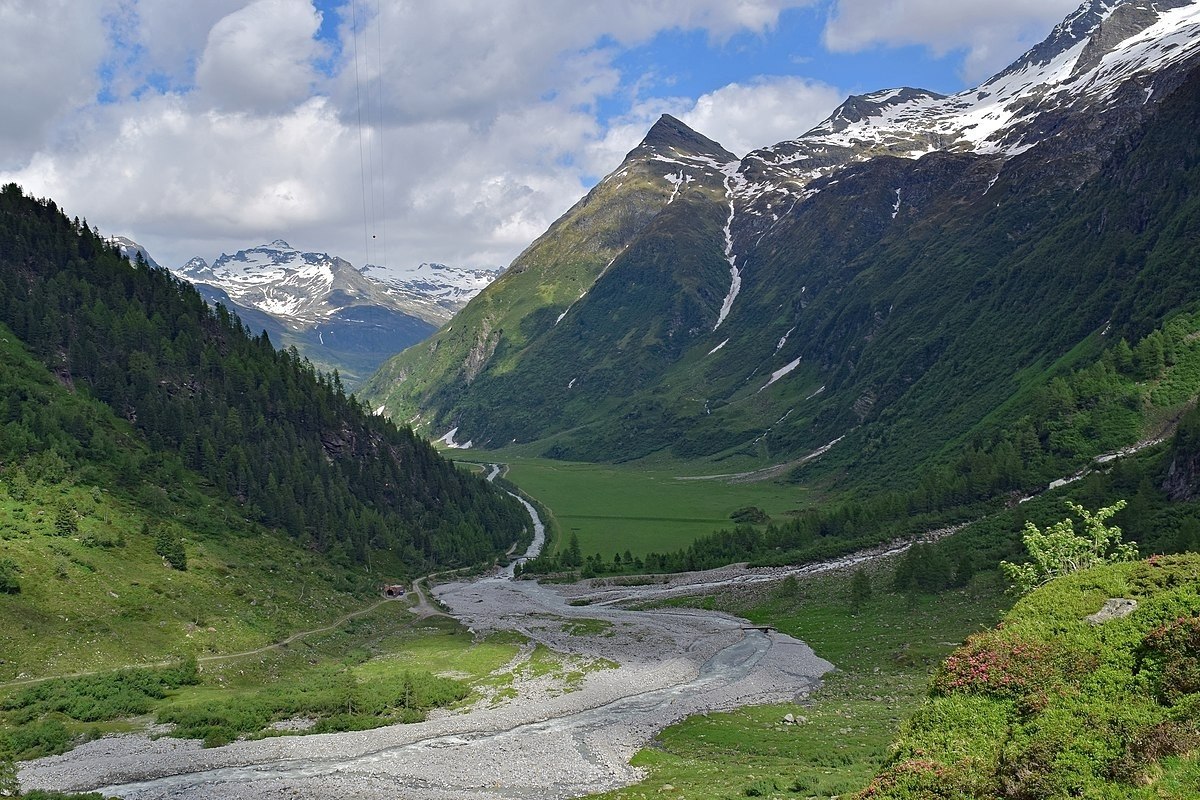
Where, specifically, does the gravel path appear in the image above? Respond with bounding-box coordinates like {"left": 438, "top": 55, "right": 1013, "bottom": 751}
{"left": 18, "top": 487, "right": 832, "bottom": 799}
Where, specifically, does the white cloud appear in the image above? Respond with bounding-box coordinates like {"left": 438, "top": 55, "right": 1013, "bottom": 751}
{"left": 0, "top": 0, "right": 1088, "bottom": 278}
{"left": 119, "top": 0, "right": 248, "bottom": 92}
{"left": 2, "top": 0, "right": 824, "bottom": 271}
{"left": 195, "top": 0, "right": 325, "bottom": 113}
{"left": 681, "top": 76, "right": 844, "bottom": 156}
{"left": 823, "top": 0, "right": 1082, "bottom": 83}
{"left": 0, "top": 0, "right": 110, "bottom": 166}
{"left": 332, "top": 1, "right": 813, "bottom": 126}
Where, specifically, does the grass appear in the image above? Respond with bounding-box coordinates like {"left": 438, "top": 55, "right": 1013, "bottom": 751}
{"left": 0, "top": 597, "right": 622, "bottom": 757}
{"left": 860, "top": 554, "right": 1200, "bottom": 799}
{"left": 0, "top": 477, "right": 386, "bottom": 682}
{"left": 500, "top": 457, "right": 810, "bottom": 559}
{"left": 0, "top": 607, "right": 528, "bottom": 754}
{"left": 589, "top": 565, "right": 1010, "bottom": 800}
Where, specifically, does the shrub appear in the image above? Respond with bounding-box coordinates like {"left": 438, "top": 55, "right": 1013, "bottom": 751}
{"left": 0, "top": 558, "right": 19, "bottom": 594}
{"left": 730, "top": 506, "right": 769, "bottom": 524}
{"left": 1108, "top": 719, "right": 1200, "bottom": 784}
{"left": 0, "top": 748, "right": 15, "bottom": 797}
{"left": 932, "top": 632, "right": 1088, "bottom": 701}
{"left": 1138, "top": 615, "right": 1200, "bottom": 705}
{"left": 3, "top": 718, "right": 71, "bottom": 760}
{"left": 743, "top": 778, "right": 778, "bottom": 796}
{"left": 1000, "top": 500, "right": 1135, "bottom": 594}
{"left": 856, "top": 758, "right": 959, "bottom": 798}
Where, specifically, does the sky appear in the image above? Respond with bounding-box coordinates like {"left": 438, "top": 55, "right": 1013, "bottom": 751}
{"left": 0, "top": 0, "right": 1082, "bottom": 272}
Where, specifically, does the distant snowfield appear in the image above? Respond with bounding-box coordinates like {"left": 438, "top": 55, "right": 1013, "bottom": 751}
{"left": 174, "top": 241, "right": 502, "bottom": 328}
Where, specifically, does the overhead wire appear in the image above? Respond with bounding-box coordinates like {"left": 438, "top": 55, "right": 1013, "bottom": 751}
{"left": 349, "top": 0, "right": 373, "bottom": 268}
{"left": 372, "top": 0, "right": 388, "bottom": 272}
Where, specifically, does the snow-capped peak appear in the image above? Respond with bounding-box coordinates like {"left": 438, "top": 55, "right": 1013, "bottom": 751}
{"left": 170, "top": 242, "right": 379, "bottom": 324}
{"left": 738, "top": 0, "right": 1200, "bottom": 204}
{"left": 109, "top": 236, "right": 161, "bottom": 269}
{"left": 359, "top": 261, "right": 504, "bottom": 318}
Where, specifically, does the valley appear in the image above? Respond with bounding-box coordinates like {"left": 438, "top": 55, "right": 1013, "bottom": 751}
{"left": 18, "top": 495, "right": 836, "bottom": 799}
{"left": 3, "top": 1, "right": 1200, "bottom": 798}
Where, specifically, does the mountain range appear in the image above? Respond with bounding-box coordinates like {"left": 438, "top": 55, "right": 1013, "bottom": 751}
{"left": 362, "top": 0, "right": 1200, "bottom": 491}
{"left": 146, "top": 240, "right": 501, "bottom": 388}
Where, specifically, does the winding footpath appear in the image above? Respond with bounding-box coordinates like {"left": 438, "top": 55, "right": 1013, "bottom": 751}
{"left": 0, "top": 597, "right": 407, "bottom": 692}
{"left": 19, "top": 466, "right": 831, "bottom": 799}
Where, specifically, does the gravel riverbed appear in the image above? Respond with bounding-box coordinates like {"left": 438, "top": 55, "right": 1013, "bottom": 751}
{"left": 18, "top": 500, "right": 834, "bottom": 799}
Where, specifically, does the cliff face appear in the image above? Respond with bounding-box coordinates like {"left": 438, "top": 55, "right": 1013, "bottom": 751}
{"left": 1163, "top": 405, "right": 1200, "bottom": 501}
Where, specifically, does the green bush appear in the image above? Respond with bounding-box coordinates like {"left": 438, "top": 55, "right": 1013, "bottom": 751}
{"left": 0, "top": 558, "right": 19, "bottom": 594}
{"left": 2, "top": 719, "right": 71, "bottom": 760}
{"left": 857, "top": 555, "right": 1200, "bottom": 799}
{"left": 155, "top": 667, "right": 468, "bottom": 746}
{"left": 2, "top": 660, "right": 199, "bottom": 727}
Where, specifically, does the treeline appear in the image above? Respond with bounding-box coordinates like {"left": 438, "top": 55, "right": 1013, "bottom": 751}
{"left": 517, "top": 492, "right": 981, "bottom": 579}
{"left": 0, "top": 183, "right": 526, "bottom": 571}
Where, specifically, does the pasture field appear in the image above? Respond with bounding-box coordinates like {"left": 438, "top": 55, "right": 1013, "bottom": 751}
{"left": 498, "top": 457, "right": 810, "bottom": 558}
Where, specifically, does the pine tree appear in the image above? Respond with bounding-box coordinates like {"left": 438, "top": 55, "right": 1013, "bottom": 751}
{"left": 54, "top": 503, "right": 77, "bottom": 537}
{"left": 563, "top": 532, "right": 583, "bottom": 568}
{"left": 154, "top": 527, "right": 188, "bottom": 571}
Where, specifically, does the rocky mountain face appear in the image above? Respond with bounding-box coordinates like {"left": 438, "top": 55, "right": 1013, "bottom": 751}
{"left": 362, "top": 0, "right": 1200, "bottom": 478}
{"left": 166, "top": 241, "right": 498, "bottom": 388}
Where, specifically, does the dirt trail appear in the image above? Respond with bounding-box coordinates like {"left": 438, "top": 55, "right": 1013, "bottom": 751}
{"left": 0, "top": 596, "right": 408, "bottom": 691}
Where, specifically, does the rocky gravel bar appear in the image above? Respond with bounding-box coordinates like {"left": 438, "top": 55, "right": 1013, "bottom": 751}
{"left": 19, "top": 501, "right": 833, "bottom": 799}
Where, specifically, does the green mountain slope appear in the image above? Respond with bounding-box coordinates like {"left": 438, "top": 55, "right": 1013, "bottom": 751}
{"left": 362, "top": 21, "right": 1200, "bottom": 496}
{"left": 0, "top": 319, "right": 378, "bottom": 680}
{"left": 858, "top": 554, "right": 1200, "bottom": 799}
{"left": 361, "top": 114, "right": 736, "bottom": 435}
{"left": 0, "top": 183, "right": 527, "bottom": 577}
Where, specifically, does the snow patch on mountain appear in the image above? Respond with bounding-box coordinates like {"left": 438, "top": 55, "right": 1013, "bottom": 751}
{"left": 664, "top": 170, "right": 695, "bottom": 203}
{"left": 776, "top": 327, "right": 796, "bottom": 352}
{"left": 435, "top": 427, "right": 473, "bottom": 449}
{"left": 760, "top": 357, "right": 802, "bottom": 392}
{"left": 358, "top": 261, "right": 503, "bottom": 319}
{"left": 713, "top": 164, "right": 746, "bottom": 331}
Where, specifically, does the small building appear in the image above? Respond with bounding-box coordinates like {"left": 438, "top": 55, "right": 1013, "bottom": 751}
{"left": 381, "top": 584, "right": 406, "bottom": 598}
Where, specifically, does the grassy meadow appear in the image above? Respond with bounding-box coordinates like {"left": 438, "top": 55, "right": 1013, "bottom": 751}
{"left": 589, "top": 565, "right": 1010, "bottom": 800}
{"left": 1, "top": 602, "right": 615, "bottom": 756}
{"left": 498, "top": 457, "right": 809, "bottom": 558}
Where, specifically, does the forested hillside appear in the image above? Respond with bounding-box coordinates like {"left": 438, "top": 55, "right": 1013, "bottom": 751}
{"left": 0, "top": 183, "right": 526, "bottom": 572}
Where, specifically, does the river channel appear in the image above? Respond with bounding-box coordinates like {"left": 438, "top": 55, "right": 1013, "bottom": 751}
{"left": 20, "top": 479, "right": 832, "bottom": 799}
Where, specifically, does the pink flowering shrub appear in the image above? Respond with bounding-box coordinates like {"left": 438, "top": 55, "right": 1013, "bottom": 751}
{"left": 932, "top": 632, "right": 1084, "bottom": 700}
{"left": 1138, "top": 615, "right": 1200, "bottom": 704}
